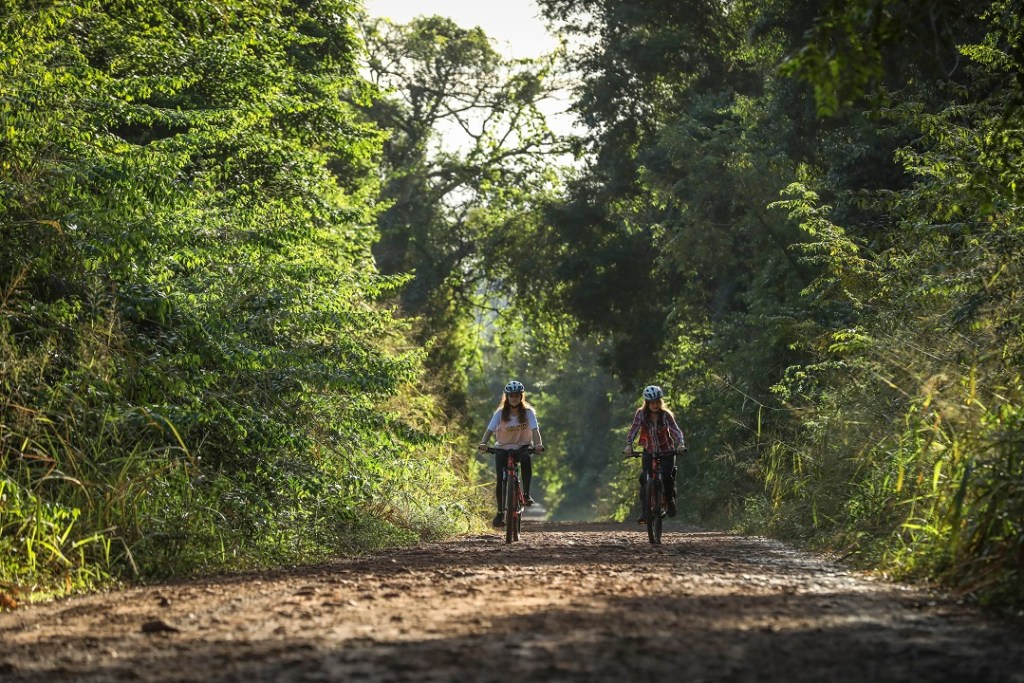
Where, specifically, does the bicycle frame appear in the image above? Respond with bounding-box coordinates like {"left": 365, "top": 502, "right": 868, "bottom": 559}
{"left": 646, "top": 451, "right": 667, "bottom": 486}
{"left": 488, "top": 445, "right": 535, "bottom": 544}
{"left": 629, "top": 449, "right": 676, "bottom": 545}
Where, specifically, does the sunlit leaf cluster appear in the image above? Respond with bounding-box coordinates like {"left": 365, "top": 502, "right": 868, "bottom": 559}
{"left": 1, "top": 0, "right": 472, "bottom": 599}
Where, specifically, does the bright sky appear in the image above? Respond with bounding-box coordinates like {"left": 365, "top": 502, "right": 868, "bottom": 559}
{"left": 360, "top": 0, "right": 581, "bottom": 150}
{"left": 361, "top": 0, "right": 559, "bottom": 59}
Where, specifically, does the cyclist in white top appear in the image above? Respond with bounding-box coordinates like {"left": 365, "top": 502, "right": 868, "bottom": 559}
{"left": 478, "top": 380, "right": 546, "bottom": 527}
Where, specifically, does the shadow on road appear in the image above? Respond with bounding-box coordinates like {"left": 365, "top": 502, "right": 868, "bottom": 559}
{"left": 3, "top": 524, "right": 1022, "bottom": 683}
{"left": 5, "top": 588, "right": 1021, "bottom": 683}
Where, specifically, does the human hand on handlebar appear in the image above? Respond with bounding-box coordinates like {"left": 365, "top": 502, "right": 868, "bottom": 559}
{"left": 622, "top": 445, "right": 633, "bottom": 456}
{"left": 477, "top": 443, "right": 488, "bottom": 452}
{"left": 534, "top": 444, "right": 545, "bottom": 453}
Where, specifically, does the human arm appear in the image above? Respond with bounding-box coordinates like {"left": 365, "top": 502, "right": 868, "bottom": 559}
{"left": 666, "top": 412, "right": 685, "bottom": 451}
{"left": 623, "top": 409, "right": 643, "bottom": 453}
{"left": 478, "top": 411, "right": 501, "bottom": 451}
{"left": 522, "top": 409, "right": 544, "bottom": 451}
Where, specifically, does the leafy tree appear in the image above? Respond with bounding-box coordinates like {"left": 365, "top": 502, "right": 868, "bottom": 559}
{"left": 766, "top": 0, "right": 1024, "bottom": 604}
{"left": 356, "top": 13, "right": 570, "bottom": 415}
{"left": 529, "top": 0, "right": 1024, "bottom": 609}
{"left": 1, "top": 0, "right": 470, "bottom": 597}
{"left": 527, "top": 0, "right": 829, "bottom": 518}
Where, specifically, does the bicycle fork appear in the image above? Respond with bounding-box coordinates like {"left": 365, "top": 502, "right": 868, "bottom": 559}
{"left": 508, "top": 470, "right": 524, "bottom": 514}
{"left": 642, "top": 457, "right": 666, "bottom": 517}
{"left": 501, "top": 466, "right": 524, "bottom": 513}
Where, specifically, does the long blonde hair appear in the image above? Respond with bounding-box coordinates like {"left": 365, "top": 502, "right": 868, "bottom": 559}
{"left": 499, "top": 393, "right": 532, "bottom": 422}
{"left": 641, "top": 398, "right": 673, "bottom": 424}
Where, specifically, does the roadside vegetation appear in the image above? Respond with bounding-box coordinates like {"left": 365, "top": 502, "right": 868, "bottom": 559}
{"left": 2, "top": 0, "right": 1021, "bottom": 611}
{"left": 520, "top": 0, "right": 1024, "bottom": 608}
{"left": 0, "top": 0, "right": 479, "bottom": 603}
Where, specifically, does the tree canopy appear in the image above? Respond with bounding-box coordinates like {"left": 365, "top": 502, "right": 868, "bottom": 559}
{"left": 2, "top": 0, "right": 1022, "bottom": 610}
{"left": 526, "top": 0, "right": 1024, "bottom": 606}
{"left": 1, "top": 0, "right": 471, "bottom": 596}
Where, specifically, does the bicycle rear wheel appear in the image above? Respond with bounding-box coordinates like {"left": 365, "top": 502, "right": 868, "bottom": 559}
{"left": 505, "top": 475, "right": 518, "bottom": 544}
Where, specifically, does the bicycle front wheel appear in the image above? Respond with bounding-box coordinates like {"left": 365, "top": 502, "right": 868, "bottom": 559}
{"left": 646, "top": 478, "right": 664, "bottom": 545}
{"left": 505, "top": 475, "right": 518, "bottom": 544}
{"left": 514, "top": 495, "right": 522, "bottom": 541}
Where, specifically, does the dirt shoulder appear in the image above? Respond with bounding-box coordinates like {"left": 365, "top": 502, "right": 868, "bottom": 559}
{"left": 2, "top": 521, "right": 1022, "bottom": 682}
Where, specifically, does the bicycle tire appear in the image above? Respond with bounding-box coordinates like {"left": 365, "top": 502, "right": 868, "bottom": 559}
{"left": 652, "top": 479, "right": 664, "bottom": 545}
{"left": 505, "top": 475, "right": 517, "bottom": 544}
{"left": 514, "top": 493, "right": 522, "bottom": 541}
{"left": 511, "top": 476, "right": 522, "bottom": 542}
{"left": 645, "top": 478, "right": 658, "bottom": 544}
{"left": 645, "top": 478, "right": 664, "bottom": 545}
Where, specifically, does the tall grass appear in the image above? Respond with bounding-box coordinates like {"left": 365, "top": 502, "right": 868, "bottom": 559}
{"left": 737, "top": 350, "right": 1024, "bottom": 607}
{"left": 1, "top": 386, "right": 480, "bottom": 602}
{"left": 1, "top": 0, "right": 485, "bottom": 607}
{"left": 0, "top": 285, "right": 478, "bottom": 605}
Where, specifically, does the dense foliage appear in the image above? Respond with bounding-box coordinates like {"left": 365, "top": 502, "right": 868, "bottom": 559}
{"left": 523, "top": 0, "right": 1023, "bottom": 606}
{"left": 1, "top": 0, "right": 474, "bottom": 603}
{"left": 357, "top": 13, "right": 569, "bottom": 416}
{"left": 3, "top": 0, "right": 1022, "bottom": 613}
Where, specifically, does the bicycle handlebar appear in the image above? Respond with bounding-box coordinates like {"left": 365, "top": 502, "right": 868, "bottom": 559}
{"left": 624, "top": 448, "right": 686, "bottom": 458}
{"left": 483, "top": 445, "right": 539, "bottom": 455}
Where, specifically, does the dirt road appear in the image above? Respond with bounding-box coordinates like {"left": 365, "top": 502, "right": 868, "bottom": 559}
{"left": 2, "top": 522, "right": 1022, "bottom": 682}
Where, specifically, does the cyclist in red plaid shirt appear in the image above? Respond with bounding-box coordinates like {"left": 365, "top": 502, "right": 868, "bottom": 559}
{"left": 622, "top": 385, "right": 686, "bottom": 523}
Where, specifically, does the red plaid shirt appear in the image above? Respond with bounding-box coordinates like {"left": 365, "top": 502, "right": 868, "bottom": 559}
{"left": 625, "top": 408, "right": 684, "bottom": 452}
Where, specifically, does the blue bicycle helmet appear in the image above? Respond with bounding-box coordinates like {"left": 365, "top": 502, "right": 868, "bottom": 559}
{"left": 504, "top": 380, "right": 525, "bottom": 394}
{"left": 642, "top": 385, "right": 664, "bottom": 401}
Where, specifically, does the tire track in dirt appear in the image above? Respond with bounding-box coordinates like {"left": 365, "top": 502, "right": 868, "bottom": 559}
{"left": 1, "top": 522, "right": 1022, "bottom": 682}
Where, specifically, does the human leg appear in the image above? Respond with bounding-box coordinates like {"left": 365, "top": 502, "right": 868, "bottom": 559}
{"left": 493, "top": 451, "right": 505, "bottom": 526}
{"left": 661, "top": 453, "right": 678, "bottom": 516}
{"left": 519, "top": 452, "right": 534, "bottom": 504}
{"left": 637, "top": 451, "right": 653, "bottom": 523}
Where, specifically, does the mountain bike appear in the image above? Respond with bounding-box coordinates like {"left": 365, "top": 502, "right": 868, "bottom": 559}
{"left": 487, "top": 445, "right": 536, "bottom": 544}
{"left": 628, "top": 449, "right": 677, "bottom": 545}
